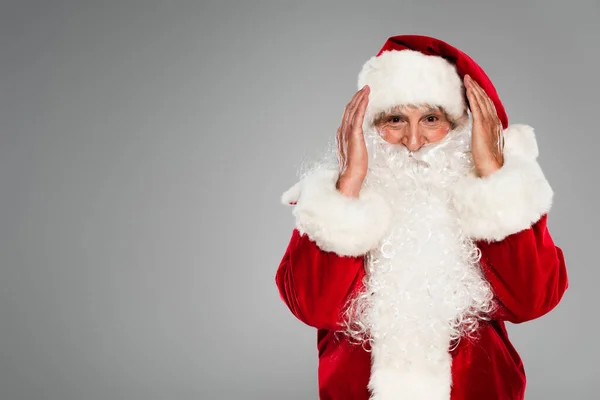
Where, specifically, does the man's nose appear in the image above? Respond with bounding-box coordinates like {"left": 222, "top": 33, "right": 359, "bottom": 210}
{"left": 403, "top": 125, "right": 425, "bottom": 151}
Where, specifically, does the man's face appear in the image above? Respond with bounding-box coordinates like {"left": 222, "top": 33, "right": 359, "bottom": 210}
{"left": 373, "top": 105, "right": 453, "bottom": 152}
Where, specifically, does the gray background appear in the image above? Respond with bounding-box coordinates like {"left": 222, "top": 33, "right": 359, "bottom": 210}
{"left": 0, "top": 1, "right": 597, "bottom": 399}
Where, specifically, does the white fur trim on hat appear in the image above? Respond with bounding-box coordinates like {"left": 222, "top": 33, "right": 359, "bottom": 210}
{"left": 452, "top": 124, "right": 553, "bottom": 241}
{"left": 281, "top": 170, "right": 392, "bottom": 257}
{"left": 358, "top": 49, "right": 466, "bottom": 126}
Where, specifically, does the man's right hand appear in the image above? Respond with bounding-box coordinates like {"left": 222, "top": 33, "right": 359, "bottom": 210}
{"left": 336, "top": 85, "right": 370, "bottom": 198}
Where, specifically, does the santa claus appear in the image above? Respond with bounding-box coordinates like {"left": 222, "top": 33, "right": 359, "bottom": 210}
{"left": 275, "top": 35, "right": 568, "bottom": 400}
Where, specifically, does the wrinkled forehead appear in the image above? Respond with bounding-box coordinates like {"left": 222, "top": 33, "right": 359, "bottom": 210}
{"left": 389, "top": 104, "right": 444, "bottom": 113}
{"left": 372, "top": 104, "right": 448, "bottom": 123}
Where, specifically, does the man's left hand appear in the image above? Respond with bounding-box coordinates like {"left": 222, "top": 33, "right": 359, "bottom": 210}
{"left": 464, "top": 74, "right": 504, "bottom": 177}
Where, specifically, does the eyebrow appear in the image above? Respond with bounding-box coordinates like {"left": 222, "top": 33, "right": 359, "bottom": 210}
{"left": 422, "top": 106, "right": 441, "bottom": 113}
{"left": 385, "top": 106, "right": 442, "bottom": 117}
{"left": 373, "top": 106, "right": 446, "bottom": 125}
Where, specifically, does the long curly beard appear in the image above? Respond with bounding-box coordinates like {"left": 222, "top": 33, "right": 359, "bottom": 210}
{"left": 341, "top": 119, "right": 495, "bottom": 370}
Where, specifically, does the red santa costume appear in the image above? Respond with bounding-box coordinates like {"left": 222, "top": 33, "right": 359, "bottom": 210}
{"left": 275, "top": 35, "right": 568, "bottom": 400}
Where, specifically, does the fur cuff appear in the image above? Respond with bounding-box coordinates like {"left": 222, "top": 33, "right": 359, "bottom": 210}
{"left": 281, "top": 170, "right": 392, "bottom": 257}
{"left": 452, "top": 124, "right": 553, "bottom": 242}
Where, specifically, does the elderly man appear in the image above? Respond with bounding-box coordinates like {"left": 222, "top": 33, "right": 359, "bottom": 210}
{"left": 275, "top": 35, "right": 568, "bottom": 400}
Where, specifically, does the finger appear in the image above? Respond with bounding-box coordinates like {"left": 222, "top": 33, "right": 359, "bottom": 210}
{"left": 337, "top": 134, "right": 345, "bottom": 170}
{"left": 336, "top": 126, "right": 342, "bottom": 159}
{"left": 340, "top": 98, "right": 356, "bottom": 141}
{"left": 469, "top": 78, "right": 496, "bottom": 120}
{"left": 487, "top": 92, "right": 498, "bottom": 116}
{"left": 466, "top": 76, "right": 488, "bottom": 116}
{"left": 471, "top": 81, "right": 504, "bottom": 143}
{"left": 468, "top": 79, "right": 505, "bottom": 156}
{"left": 337, "top": 124, "right": 350, "bottom": 169}
{"left": 486, "top": 97, "right": 502, "bottom": 128}
{"left": 465, "top": 77, "right": 483, "bottom": 122}
{"left": 344, "top": 86, "right": 367, "bottom": 126}
{"left": 352, "top": 86, "right": 370, "bottom": 133}
{"left": 470, "top": 83, "right": 497, "bottom": 132}
{"left": 338, "top": 88, "right": 366, "bottom": 171}
{"left": 341, "top": 92, "right": 362, "bottom": 140}
{"left": 349, "top": 88, "right": 368, "bottom": 125}
{"left": 337, "top": 117, "right": 347, "bottom": 152}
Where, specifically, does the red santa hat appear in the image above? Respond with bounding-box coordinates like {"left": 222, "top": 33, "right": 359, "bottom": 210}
{"left": 358, "top": 35, "right": 509, "bottom": 129}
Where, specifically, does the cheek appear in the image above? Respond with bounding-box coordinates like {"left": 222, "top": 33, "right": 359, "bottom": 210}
{"left": 380, "top": 127, "right": 404, "bottom": 144}
{"left": 427, "top": 125, "right": 451, "bottom": 142}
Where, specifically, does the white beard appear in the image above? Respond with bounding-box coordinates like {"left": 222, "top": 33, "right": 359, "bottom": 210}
{"left": 344, "top": 120, "right": 495, "bottom": 400}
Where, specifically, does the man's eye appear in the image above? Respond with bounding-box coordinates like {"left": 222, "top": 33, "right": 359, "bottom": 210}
{"left": 389, "top": 116, "right": 403, "bottom": 123}
{"left": 425, "top": 116, "right": 439, "bottom": 123}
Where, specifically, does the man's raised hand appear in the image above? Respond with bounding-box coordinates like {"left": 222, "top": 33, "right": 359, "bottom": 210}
{"left": 336, "top": 85, "right": 370, "bottom": 198}
{"left": 464, "top": 75, "right": 504, "bottom": 177}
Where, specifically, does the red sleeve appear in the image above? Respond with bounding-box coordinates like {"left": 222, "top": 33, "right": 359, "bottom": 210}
{"left": 477, "top": 214, "right": 568, "bottom": 323}
{"left": 275, "top": 229, "right": 366, "bottom": 331}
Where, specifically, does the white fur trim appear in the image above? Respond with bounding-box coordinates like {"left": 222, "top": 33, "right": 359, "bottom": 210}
{"left": 358, "top": 50, "right": 466, "bottom": 126}
{"left": 452, "top": 124, "right": 553, "bottom": 241}
{"left": 368, "top": 364, "right": 451, "bottom": 400}
{"left": 281, "top": 170, "right": 392, "bottom": 257}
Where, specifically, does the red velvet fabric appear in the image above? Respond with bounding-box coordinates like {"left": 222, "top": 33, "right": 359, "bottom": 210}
{"left": 275, "top": 215, "right": 568, "bottom": 399}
